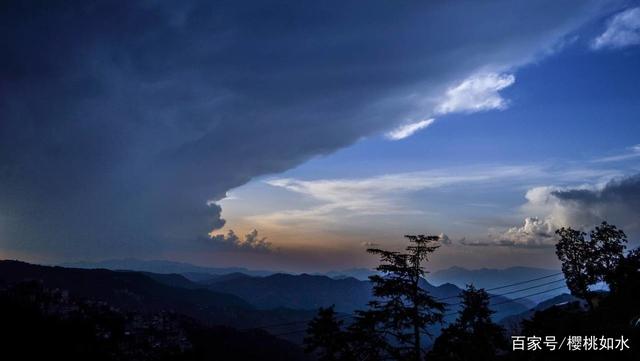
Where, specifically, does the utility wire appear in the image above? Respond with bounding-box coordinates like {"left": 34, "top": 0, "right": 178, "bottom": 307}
{"left": 443, "top": 284, "right": 570, "bottom": 318}
{"left": 442, "top": 277, "right": 566, "bottom": 308}
{"left": 483, "top": 272, "right": 563, "bottom": 292}
{"left": 240, "top": 273, "right": 567, "bottom": 332}
{"left": 492, "top": 284, "right": 570, "bottom": 307}
{"left": 436, "top": 272, "right": 563, "bottom": 301}
{"left": 275, "top": 284, "right": 571, "bottom": 336}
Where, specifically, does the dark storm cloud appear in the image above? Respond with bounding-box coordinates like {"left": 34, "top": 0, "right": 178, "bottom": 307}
{"left": 552, "top": 174, "right": 640, "bottom": 205}
{"left": 551, "top": 173, "right": 640, "bottom": 230}
{"left": 0, "top": 0, "right": 624, "bottom": 259}
{"left": 487, "top": 173, "right": 640, "bottom": 248}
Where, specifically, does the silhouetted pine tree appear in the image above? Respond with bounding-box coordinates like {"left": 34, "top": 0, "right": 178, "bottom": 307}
{"left": 304, "top": 306, "right": 352, "bottom": 361}
{"left": 429, "top": 285, "right": 506, "bottom": 361}
{"left": 365, "top": 234, "right": 446, "bottom": 361}
{"left": 304, "top": 235, "right": 446, "bottom": 361}
{"left": 344, "top": 309, "right": 388, "bottom": 361}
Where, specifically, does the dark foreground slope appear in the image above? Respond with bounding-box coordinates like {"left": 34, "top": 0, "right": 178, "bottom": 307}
{"left": 0, "top": 260, "right": 314, "bottom": 360}
{"left": 0, "top": 280, "right": 309, "bottom": 361}
{"left": 0, "top": 260, "right": 315, "bottom": 329}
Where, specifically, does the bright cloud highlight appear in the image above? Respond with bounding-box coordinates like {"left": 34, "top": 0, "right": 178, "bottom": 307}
{"left": 435, "top": 73, "right": 515, "bottom": 115}
{"left": 386, "top": 119, "right": 435, "bottom": 140}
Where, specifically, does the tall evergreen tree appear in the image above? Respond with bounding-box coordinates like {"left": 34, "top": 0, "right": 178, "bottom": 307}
{"left": 345, "top": 309, "right": 388, "bottom": 361}
{"left": 429, "top": 285, "right": 506, "bottom": 361}
{"left": 304, "top": 306, "right": 351, "bottom": 361}
{"left": 304, "top": 235, "right": 446, "bottom": 361}
{"left": 365, "top": 234, "right": 446, "bottom": 361}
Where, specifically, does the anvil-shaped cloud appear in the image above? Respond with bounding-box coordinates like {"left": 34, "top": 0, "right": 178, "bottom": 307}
{"left": 0, "top": 0, "right": 625, "bottom": 259}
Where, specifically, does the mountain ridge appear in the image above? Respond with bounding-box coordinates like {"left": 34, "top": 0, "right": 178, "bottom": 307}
{"left": 61, "top": 258, "right": 276, "bottom": 277}
{"left": 0, "top": 259, "right": 316, "bottom": 331}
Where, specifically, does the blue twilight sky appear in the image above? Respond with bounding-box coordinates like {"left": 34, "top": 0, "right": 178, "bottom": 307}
{"left": 217, "top": 6, "right": 640, "bottom": 271}
{"left": 1, "top": 1, "right": 639, "bottom": 272}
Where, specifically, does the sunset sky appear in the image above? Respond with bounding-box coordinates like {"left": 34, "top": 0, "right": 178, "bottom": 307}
{"left": 1, "top": 1, "right": 639, "bottom": 272}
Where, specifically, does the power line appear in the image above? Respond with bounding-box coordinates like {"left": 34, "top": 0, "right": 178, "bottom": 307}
{"left": 484, "top": 272, "right": 563, "bottom": 292}
{"left": 242, "top": 275, "right": 567, "bottom": 331}
{"left": 274, "top": 283, "right": 570, "bottom": 337}
{"left": 492, "top": 285, "right": 569, "bottom": 307}
{"left": 490, "top": 277, "right": 565, "bottom": 298}
{"left": 434, "top": 284, "right": 570, "bottom": 319}
{"left": 272, "top": 284, "right": 571, "bottom": 337}
{"left": 492, "top": 277, "right": 565, "bottom": 297}
{"left": 436, "top": 272, "right": 563, "bottom": 301}
{"left": 241, "top": 273, "right": 568, "bottom": 334}
{"left": 442, "top": 277, "right": 566, "bottom": 308}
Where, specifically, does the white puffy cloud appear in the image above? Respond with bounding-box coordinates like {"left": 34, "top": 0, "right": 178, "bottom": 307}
{"left": 435, "top": 73, "right": 516, "bottom": 115}
{"left": 385, "top": 72, "right": 515, "bottom": 141}
{"left": 491, "top": 173, "right": 640, "bottom": 247}
{"left": 209, "top": 229, "right": 273, "bottom": 252}
{"left": 438, "top": 233, "right": 452, "bottom": 245}
{"left": 592, "top": 7, "right": 640, "bottom": 50}
{"left": 491, "top": 217, "right": 558, "bottom": 247}
{"left": 386, "top": 119, "right": 435, "bottom": 140}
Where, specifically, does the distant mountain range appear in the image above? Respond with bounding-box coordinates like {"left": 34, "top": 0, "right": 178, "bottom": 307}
{"left": 62, "top": 258, "right": 379, "bottom": 281}
{"left": 206, "top": 273, "right": 372, "bottom": 313}
{"left": 0, "top": 260, "right": 315, "bottom": 332}
{"left": 202, "top": 272, "right": 531, "bottom": 323}
{"left": 62, "top": 258, "right": 276, "bottom": 277}
{"left": 60, "top": 259, "right": 565, "bottom": 290}
{"left": 321, "top": 268, "right": 379, "bottom": 281}
{"left": 3, "top": 259, "right": 582, "bottom": 360}
{"left": 500, "top": 293, "right": 583, "bottom": 335}
{"left": 60, "top": 259, "right": 566, "bottom": 314}
{"left": 428, "top": 266, "right": 568, "bottom": 301}
{"left": 2, "top": 259, "right": 575, "bottom": 347}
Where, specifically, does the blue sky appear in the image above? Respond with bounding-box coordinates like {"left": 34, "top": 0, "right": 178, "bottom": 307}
{"left": 1, "top": 1, "right": 639, "bottom": 272}
{"left": 217, "top": 8, "right": 640, "bottom": 271}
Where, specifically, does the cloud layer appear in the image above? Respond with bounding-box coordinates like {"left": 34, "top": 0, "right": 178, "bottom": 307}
{"left": 0, "top": 0, "right": 620, "bottom": 259}
{"left": 261, "top": 166, "right": 540, "bottom": 226}
{"left": 592, "top": 7, "right": 640, "bottom": 50}
{"left": 493, "top": 173, "right": 640, "bottom": 247}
